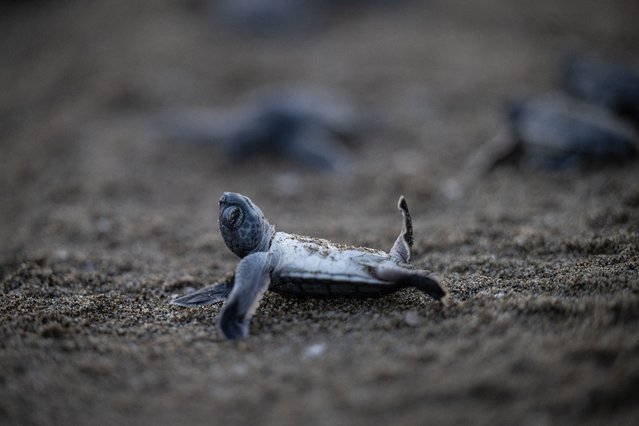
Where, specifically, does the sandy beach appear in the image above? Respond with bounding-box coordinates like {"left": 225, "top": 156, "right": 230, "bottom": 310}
{"left": 1, "top": 1, "right": 638, "bottom": 424}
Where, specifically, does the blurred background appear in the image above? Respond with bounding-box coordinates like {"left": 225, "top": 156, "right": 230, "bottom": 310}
{"left": 1, "top": 0, "right": 638, "bottom": 226}
{"left": 1, "top": 1, "right": 638, "bottom": 425}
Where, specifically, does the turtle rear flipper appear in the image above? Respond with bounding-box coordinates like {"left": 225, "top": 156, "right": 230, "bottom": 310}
{"left": 375, "top": 264, "right": 446, "bottom": 301}
{"left": 170, "top": 276, "right": 235, "bottom": 307}
{"left": 399, "top": 273, "right": 446, "bottom": 301}
{"left": 390, "top": 196, "right": 413, "bottom": 263}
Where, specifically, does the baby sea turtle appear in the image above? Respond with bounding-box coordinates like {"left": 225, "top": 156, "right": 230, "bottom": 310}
{"left": 460, "top": 93, "right": 638, "bottom": 175}
{"left": 160, "top": 88, "right": 361, "bottom": 171}
{"left": 563, "top": 56, "right": 639, "bottom": 124}
{"left": 443, "top": 93, "right": 639, "bottom": 198}
{"left": 506, "top": 93, "right": 638, "bottom": 170}
{"left": 212, "top": 0, "right": 322, "bottom": 36}
{"left": 171, "top": 192, "right": 446, "bottom": 340}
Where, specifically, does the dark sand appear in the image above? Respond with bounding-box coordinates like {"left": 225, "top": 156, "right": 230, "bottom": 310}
{"left": 1, "top": 1, "right": 638, "bottom": 425}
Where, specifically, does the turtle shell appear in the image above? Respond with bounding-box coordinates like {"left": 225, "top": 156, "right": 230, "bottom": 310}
{"left": 269, "top": 232, "right": 404, "bottom": 297}
{"left": 563, "top": 56, "right": 639, "bottom": 123}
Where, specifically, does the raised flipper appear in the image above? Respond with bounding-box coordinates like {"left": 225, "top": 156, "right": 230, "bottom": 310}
{"left": 375, "top": 264, "right": 446, "bottom": 301}
{"left": 170, "top": 274, "right": 235, "bottom": 307}
{"left": 390, "top": 196, "right": 413, "bottom": 263}
{"left": 219, "top": 252, "right": 273, "bottom": 340}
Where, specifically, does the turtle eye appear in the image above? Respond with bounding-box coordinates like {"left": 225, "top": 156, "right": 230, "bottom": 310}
{"left": 223, "top": 206, "right": 244, "bottom": 229}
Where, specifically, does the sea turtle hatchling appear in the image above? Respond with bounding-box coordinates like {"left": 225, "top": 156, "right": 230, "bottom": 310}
{"left": 563, "top": 55, "right": 639, "bottom": 124}
{"left": 171, "top": 192, "right": 446, "bottom": 340}
{"left": 159, "top": 87, "right": 361, "bottom": 171}
{"left": 456, "top": 93, "right": 639, "bottom": 180}
{"left": 506, "top": 93, "right": 639, "bottom": 170}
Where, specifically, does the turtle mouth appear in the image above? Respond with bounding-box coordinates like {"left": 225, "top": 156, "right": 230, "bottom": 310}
{"left": 219, "top": 193, "right": 230, "bottom": 205}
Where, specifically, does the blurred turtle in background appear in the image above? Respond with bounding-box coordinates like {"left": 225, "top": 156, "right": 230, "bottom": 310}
{"left": 443, "top": 93, "right": 639, "bottom": 199}
{"left": 504, "top": 93, "right": 638, "bottom": 170}
{"left": 471, "top": 56, "right": 639, "bottom": 174}
{"left": 188, "top": 0, "right": 404, "bottom": 36}
{"left": 563, "top": 56, "right": 639, "bottom": 125}
{"left": 212, "top": 0, "right": 322, "bottom": 35}
{"left": 159, "top": 87, "right": 364, "bottom": 171}
{"left": 441, "top": 55, "right": 639, "bottom": 200}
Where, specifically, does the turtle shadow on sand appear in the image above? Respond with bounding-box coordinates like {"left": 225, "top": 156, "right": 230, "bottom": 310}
{"left": 171, "top": 192, "right": 446, "bottom": 340}
{"left": 183, "top": 290, "right": 448, "bottom": 340}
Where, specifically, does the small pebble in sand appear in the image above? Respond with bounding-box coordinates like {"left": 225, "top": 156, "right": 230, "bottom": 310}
{"left": 304, "top": 343, "right": 327, "bottom": 359}
{"left": 404, "top": 310, "right": 422, "bottom": 327}
{"left": 53, "top": 248, "right": 70, "bottom": 261}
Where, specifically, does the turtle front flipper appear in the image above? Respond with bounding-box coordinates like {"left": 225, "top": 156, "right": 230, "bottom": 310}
{"left": 390, "top": 196, "right": 413, "bottom": 263}
{"left": 170, "top": 274, "right": 234, "bottom": 307}
{"left": 219, "top": 252, "right": 273, "bottom": 340}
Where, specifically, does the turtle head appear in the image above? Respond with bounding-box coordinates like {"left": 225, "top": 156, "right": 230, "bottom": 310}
{"left": 218, "top": 192, "right": 275, "bottom": 258}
